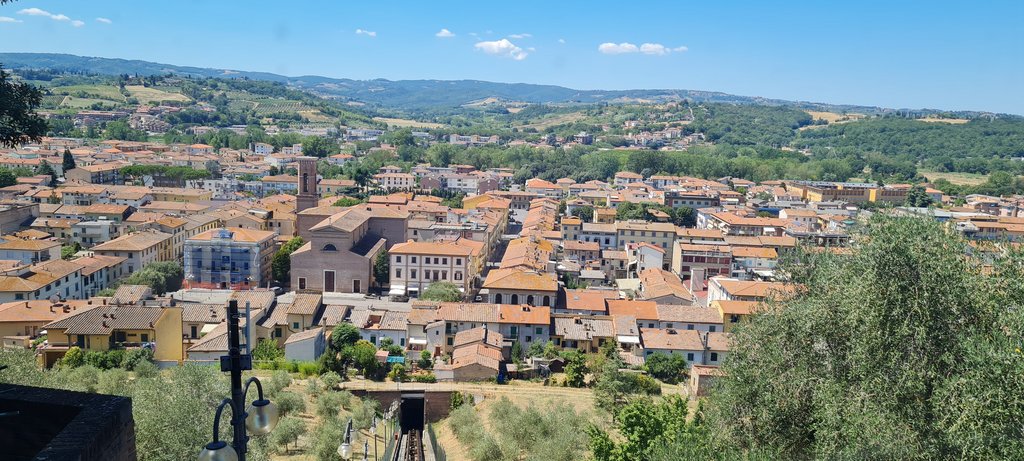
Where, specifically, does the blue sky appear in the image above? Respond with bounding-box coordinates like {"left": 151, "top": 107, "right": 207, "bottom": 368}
{"left": 1, "top": 1, "right": 1022, "bottom": 114}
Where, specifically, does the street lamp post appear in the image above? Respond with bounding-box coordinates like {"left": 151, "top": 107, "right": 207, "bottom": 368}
{"left": 198, "top": 299, "right": 279, "bottom": 461}
{"left": 338, "top": 417, "right": 354, "bottom": 460}
{"left": 370, "top": 417, "right": 378, "bottom": 461}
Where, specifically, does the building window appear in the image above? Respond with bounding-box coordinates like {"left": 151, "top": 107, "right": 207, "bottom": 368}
{"left": 454, "top": 271, "right": 463, "bottom": 281}
{"left": 395, "top": 269, "right": 402, "bottom": 279}
{"left": 412, "top": 256, "right": 417, "bottom": 264}
{"left": 298, "top": 278, "right": 306, "bottom": 290}
{"left": 687, "top": 324, "right": 694, "bottom": 330}
{"left": 455, "top": 258, "right": 462, "bottom": 265}
{"left": 687, "top": 353, "right": 694, "bottom": 361}
{"left": 322, "top": 244, "right": 337, "bottom": 252}
{"left": 411, "top": 269, "right": 417, "bottom": 279}
{"left": 710, "top": 352, "right": 719, "bottom": 361}
{"left": 535, "top": 327, "right": 543, "bottom": 335}
{"left": 292, "top": 322, "right": 300, "bottom": 330}
{"left": 396, "top": 256, "right": 402, "bottom": 263}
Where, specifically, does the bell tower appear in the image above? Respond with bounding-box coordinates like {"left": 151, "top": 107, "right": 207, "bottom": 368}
{"left": 296, "top": 156, "right": 319, "bottom": 213}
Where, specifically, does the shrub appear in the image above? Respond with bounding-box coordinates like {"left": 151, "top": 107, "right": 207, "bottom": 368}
{"left": 61, "top": 346, "right": 85, "bottom": 368}
{"left": 417, "top": 350, "right": 433, "bottom": 369}
{"left": 316, "top": 391, "right": 345, "bottom": 419}
{"left": 98, "top": 368, "right": 130, "bottom": 395}
{"left": 320, "top": 371, "right": 341, "bottom": 390}
{"left": 265, "top": 370, "right": 292, "bottom": 396}
{"left": 387, "top": 363, "right": 408, "bottom": 382}
{"left": 134, "top": 360, "right": 159, "bottom": 378}
{"left": 297, "top": 361, "right": 319, "bottom": 377}
{"left": 252, "top": 338, "right": 284, "bottom": 362}
{"left": 275, "top": 391, "right": 306, "bottom": 417}
{"left": 306, "top": 377, "right": 322, "bottom": 398}
{"left": 272, "top": 416, "right": 306, "bottom": 453}
{"left": 121, "top": 348, "right": 154, "bottom": 371}
{"left": 411, "top": 373, "right": 437, "bottom": 383}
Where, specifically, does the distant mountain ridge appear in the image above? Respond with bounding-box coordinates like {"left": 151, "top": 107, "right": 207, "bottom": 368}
{"left": 0, "top": 52, "right": 997, "bottom": 116}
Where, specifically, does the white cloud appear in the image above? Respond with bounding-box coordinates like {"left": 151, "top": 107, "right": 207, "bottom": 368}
{"left": 355, "top": 28, "right": 376, "bottom": 37}
{"left": 558, "top": 38, "right": 566, "bottom": 44}
{"left": 508, "top": 33, "right": 531, "bottom": 39}
{"left": 96, "top": 17, "right": 112, "bottom": 24}
{"left": 639, "top": 43, "right": 670, "bottom": 55}
{"left": 474, "top": 38, "right": 528, "bottom": 61}
{"left": 598, "top": 42, "right": 639, "bottom": 54}
{"left": 0, "top": 16, "right": 23, "bottom": 23}
{"left": 17, "top": 8, "right": 53, "bottom": 17}
{"left": 435, "top": 28, "right": 455, "bottom": 38}
{"left": 599, "top": 41, "right": 688, "bottom": 56}
{"left": 17, "top": 8, "right": 84, "bottom": 26}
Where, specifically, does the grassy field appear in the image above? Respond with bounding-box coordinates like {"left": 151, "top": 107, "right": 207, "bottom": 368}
{"left": 519, "top": 111, "right": 587, "bottom": 130}
{"left": 373, "top": 117, "right": 445, "bottom": 129}
{"left": 60, "top": 96, "right": 117, "bottom": 108}
{"left": 125, "top": 85, "right": 191, "bottom": 103}
{"left": 920, "top": 169, "right": 989, "bottom": 186}
{"left": 50, "top": 84, "right": 125, "bottom": 101}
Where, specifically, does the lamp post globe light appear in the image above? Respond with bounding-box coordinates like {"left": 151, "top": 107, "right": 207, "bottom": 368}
{"left": 337, "top": 417, "right": 354, "bottom": 460}
{"left": 198, "top": 299, "right": 278, "bottom": 461}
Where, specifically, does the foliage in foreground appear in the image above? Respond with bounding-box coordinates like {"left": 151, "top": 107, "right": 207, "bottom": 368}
{"left": 448, "top": 397, "right": 590, "bottom": 461}
{"left": 708, "top": 216, "right": 1024, "bottom": 460}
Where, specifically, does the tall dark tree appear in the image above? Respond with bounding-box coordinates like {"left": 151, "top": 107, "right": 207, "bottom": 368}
{"left": 0, "top": 65, "right": 47, "bottom": 148}
{"left": 62, "top": 148, "right": 77, "bottom": 172}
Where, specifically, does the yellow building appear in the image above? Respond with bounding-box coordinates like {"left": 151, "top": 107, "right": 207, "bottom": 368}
{"left": 713, "top": 299, "right": 760, "bottom": 332}
{"left": 149, "top": 187, "right": 213, "bottom": 202}
{"left": 40, "top": 303, "right": 184, "bottom": 367}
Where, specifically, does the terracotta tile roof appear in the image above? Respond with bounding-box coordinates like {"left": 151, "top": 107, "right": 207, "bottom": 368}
{"left": 453, "top": 326, "right": 503, "bottom": 348}
{"left": 0, "top": 237, "right": 60, "bottom": 251}
{"left": 607, "top": 299, "right": 659, "bottom": 320}
{"left": 110, "top": 285, "right": 153, "bottom": 305}
{"left": 713, "top": 278, "right": 794, "bottom": 300}
{"left": 656, "top": 305, "right": 722, "bottom": 324}
{"left": 0, "top": 299, "right": 94, "bottom": 324}
{"left": 389, "top": 239, "right": 476, "bottom": 257}
{"left": 497, "top": 304, "right": 550, "bottom": 325}
{"left": 640, "top": 327, "right": 704, "bottom": 351}
{"left": 553, "top": 315, "right": 614, "bottom": 341}
{"left": 563, "top": 289, "right": 616, "bottom": 313}
{"left": 318, "top": 305, "right": 350, "bottom": 328}
{"left": 230, "top": 290, "right": 276, "bottom": 311}
{"left": 482, "top": 268, "right": 558, "bottom": 292}
{"left": 286, "top": 293, "right": 322, "bottom": 316}
{"left": 731, "top": 246, "right": 778, "bottom": 259}
{"left": 436, "top": 303, "right": 500, "bottom": 323}
{"left": 705, "top": 331, "right": 732, "bottom": 351}
{"left": 45, "top": 305, "right": 168, "bottom": 336}
{"left": 92, "top": 231, "right": 171, "bottom": 252}
{"left": 638, "top": 269, "right": 693, "bottom": 302}
{"left": 285, "top": 326, "right": 324, "bottom": 344}
{"left": 181, "top": 303, "right": 226, "bottom": 323}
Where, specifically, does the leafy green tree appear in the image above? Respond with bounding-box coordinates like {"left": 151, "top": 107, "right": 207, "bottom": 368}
{"left": 273, "top": 391, "right": 306, "bottom": 417}
{"left": 0, "top": 169, "right": 16, "bottom": 188}
{"left": 320, "top": 370, "right": 341, "bottom": 390}
{"left": 272, "top": 236, "right": 305, "bottom": 285}
{"left": 420, "top": 281, "right": 463, "bottom": 302}
{"left": 272, "top": 416, "right": 306, "bottom": 453}
{"left": 252, "top": 338, "right": 284, "bottom": 362}
{"left": 562, "top": 350, "right": 588, "bottom": 388}
{"left": 60, "top": 346, "right": 85, "bottom": 368}
{"left": 61, "top": 243, "right": 82, "bottom": 260}
{"left": 62, "top": 147, "right": 77, "bottom": 172}
{"left": 571, "top": 206, "right": 594, "bottom": 222}
{"left": 330, "top": 323, "right": 361, "bottom": 352}
{"left": 709, "top": 216, "right": 1012, "bottom": 459}
{"left": 332, "top": 197, "right": 363, "bottom": 207}
{"left": 417, "top": 350, "right": 433, "bottom": 369}
{"left": 387, "top": 363, "right": 408, "bottom": 382}
{"left": 905, "top": 184, "right": 934, "bottom": 207}
{"left": 644, "top": 352, "right": 687, "bottom": 383}
{"left": 511, "top": 341, "right": 523, "bottom": 362}
{"left": 373, "top": 250, "right": 390, "bottom": 286}
{"left": 0, "top": 65, "right": 47, "bottom": 148}
{"left": 349, "top": 340, "right": 379, "bottom": 377}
